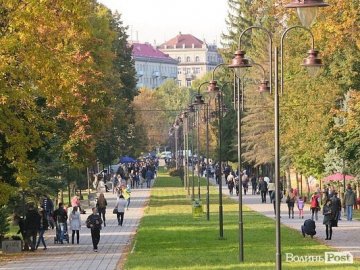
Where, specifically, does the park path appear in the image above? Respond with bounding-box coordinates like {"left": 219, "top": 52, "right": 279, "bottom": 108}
{"left": 0, "top": 188, "right": 151, "bottom": 270}
{"left": 211, "top": 177, "right": 360, "bottom": 258}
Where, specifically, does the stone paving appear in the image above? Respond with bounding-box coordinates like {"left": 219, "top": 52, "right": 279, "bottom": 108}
{"left": 0, "top": 188, "right": 150, "bottom": 270}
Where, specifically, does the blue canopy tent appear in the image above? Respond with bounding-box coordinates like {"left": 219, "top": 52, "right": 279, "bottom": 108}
{"left": 119, "top": 156, "right": 136, "bottom": 164}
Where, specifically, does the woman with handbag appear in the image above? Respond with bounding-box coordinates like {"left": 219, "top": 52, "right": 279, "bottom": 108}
{"left": 286, "top": 188, "right": 296, "bottom": 219}
{"left": 323, "top": 199, "right": 334, "bottom": 240}
{"left": 114, "top": 195, "right": 127, "bottom": 226}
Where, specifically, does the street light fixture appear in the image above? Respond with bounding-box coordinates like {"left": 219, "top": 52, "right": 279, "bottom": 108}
{"left": 285, "top": 0, "right": 329, "bottom": 27}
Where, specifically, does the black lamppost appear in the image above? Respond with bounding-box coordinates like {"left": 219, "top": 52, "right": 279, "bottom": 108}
{"left": 228, "top": 1, "right": 328, "bottom": 266}
{"left": 207, "top": 80, "right": 228, "bottom": 239}
{"left": 192, "top": 83, "right": 211, "bottom": 221}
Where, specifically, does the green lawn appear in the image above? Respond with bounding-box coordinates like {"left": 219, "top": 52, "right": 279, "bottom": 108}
{"left": 124, "top": 171, "right": 360, "bottom": 270}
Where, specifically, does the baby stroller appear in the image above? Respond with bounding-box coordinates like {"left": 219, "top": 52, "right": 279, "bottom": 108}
{"left": 54, "top": 222, "right": 69, "bottom": 244}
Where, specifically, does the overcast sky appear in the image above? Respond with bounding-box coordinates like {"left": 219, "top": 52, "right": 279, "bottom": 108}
{"left": 97, "top": 0, "right": 228, "bottom": 46}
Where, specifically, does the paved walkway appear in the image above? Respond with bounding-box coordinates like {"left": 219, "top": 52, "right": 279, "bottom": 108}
{"left": 0, "top": 188, "right": 151, "bottom": 270}
{"left": 213, "top": 177, "right": 360, "bottom": 258}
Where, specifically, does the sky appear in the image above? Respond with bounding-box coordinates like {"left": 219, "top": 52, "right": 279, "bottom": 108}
{"left": 97, "top": 0, "right": 228, "bottom": 46}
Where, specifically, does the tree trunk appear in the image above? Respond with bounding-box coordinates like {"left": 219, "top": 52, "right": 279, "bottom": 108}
{"left": 286, "top": 168, "right": 291, "bottom": 191}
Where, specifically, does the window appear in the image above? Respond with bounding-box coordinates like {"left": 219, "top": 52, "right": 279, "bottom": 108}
{"left": 195, "top": 56, "right": 200, "bottom": 62}
{"left": 186, "top": 80, "right": 192, "bottom": 87}
{"left": 186, "top": 56, "right": 191, "bottom": 62}
{"left": 194, "top": 67, "right": 200, "bottom": 74}
{"left": 186, "top": 68, "right": 191, "bottom": 74}
{"left": 177, "top": 80, "right": 182, "bottom": 87}
{"left": 177, "top": 68, "right": 182, "bottom": 75}
{"left": 177, "top": 57, "right": 182, "bottom": 63}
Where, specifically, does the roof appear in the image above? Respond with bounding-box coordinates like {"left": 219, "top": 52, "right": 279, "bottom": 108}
{"left": 131, "top": 42, "right": 177, "bottom": 64}
{"left": 159, "top": 33, "right": 205, "bottom": 49}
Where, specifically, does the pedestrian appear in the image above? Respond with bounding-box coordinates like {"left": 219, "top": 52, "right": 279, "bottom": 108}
{"left": 270, "top": 189, "right": 283, "bottom": 217}
{"left": 53, "top": 203, "right": 68, "bottom": 244}
{"left": 69, "top": 206, "right": 81, "bottom": 244}
{"left": 115, "top": 194, "right": 127, "bottom": 226}
{"left": 145, "top": 169, "right": 154, "bottom": 188}
{"left": 258, "top": 177, "right": 268, "bottom": 203}
{"left": 15, "top": 215, "right": 29, "bottom": 251}
{"left": 24, "top": 204, "right": 41, "bottom": 251}
{"left": 310, "top": 192, "right": 320, "bottom": 221}
{"left": 227, "top": 172, "right": 235, "bottom": 195}
{"left": 286, "top": 188, "right": 296, "bottom": 219}
{"left": 41, "top": 195, "right": 54, "bottom": 229}
{"left": 301, "top": 219, "right": 316, "bottom": 238}
{"left": 323, "top": 199, "right": 334, "bottom": 240}
{"left": 86, "top": 207, "right": 102, "bottom": 252}
{"left": 96, "top": 193, "right": 107, "bottom": 227}
{"left": 330, "top": 191, "right": 341, "bottom": 225}
{"left": 35, "top": 208, "right": 48, "bottom": 250}
{"left": 268, "top": 181, "right": 275, "bottom": 203}
{"left": 344, "top": 184, "right": 356, "bottom": 221}
{"left": 297, "top": 196, "right": 305, "bottom": 219}
{"left": 123, "top": 185, "right": 131, "bottom": 210}
{"left": 251, "top": 174, "right": 257, "bottom": 195}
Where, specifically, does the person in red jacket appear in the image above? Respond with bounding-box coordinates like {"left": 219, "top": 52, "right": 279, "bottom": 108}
{"left": 310, "top": 192, "right": 320, "bottom": 221}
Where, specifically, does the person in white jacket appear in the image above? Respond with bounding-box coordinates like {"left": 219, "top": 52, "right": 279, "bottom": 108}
{"left": 69, "top": 206, "right": 81, "bottom": 244}
{"left": 115, "top": 195, "right": 127, "bottom": 226}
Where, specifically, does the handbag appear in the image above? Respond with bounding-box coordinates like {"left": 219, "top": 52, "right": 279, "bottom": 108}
{"left": 113, "top": 208, "right": 118, "bottom": 214}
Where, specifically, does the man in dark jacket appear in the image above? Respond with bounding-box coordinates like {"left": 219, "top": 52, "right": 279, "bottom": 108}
{"left": 86, "top": 207, "right": 103, "bottom": 252}
{"left": 258, "top": 177, "right": 268, "bottom": 203}
{"left": 330, "top": 191, "right": 341, "bottom": 225}
{"left": 301, "top": 219, "right": 316, "bottom": 238}
{"left": 53, "top": 203, "right": 68, "bottom": 244}
{"left": 24, "top": 204, "right": 41, "bottom": 251}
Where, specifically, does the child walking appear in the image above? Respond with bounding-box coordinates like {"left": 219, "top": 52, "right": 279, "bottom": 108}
{"left": 297, "top": 196, "right": 305, "bottom": 219}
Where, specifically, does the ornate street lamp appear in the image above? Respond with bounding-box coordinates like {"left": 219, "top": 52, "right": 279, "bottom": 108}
{"left": 229, "top": 20, "right": 326, "bottom": 269}
{"left": 285, "top": 0, "right": 329, "bottom": 27}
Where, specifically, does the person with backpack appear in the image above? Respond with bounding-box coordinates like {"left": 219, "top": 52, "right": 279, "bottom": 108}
{"left": 310, "top": 192, "right": 320, "bottom": 221}
{"left": 86, "top": 207, "right": 102, "bottom": 252}
{"left": 301, "top": 219, "right": 316, "bottom": 238}
{"left": 344, "top": 184, "right": 357, "bottom": 221}
{"left": 96, "top": 193, "right": 107, "bottom": 227}
{"left": 286, "top": 188, "right": 296, "bottom": 219}
{"left": 114, "top": 194, "right": 127, "bottom": 226}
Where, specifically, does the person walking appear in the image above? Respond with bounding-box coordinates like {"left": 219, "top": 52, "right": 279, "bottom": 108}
{"left": 344, "top": 185, "right": 356, "bottom": 221}
{"left": 270, "top": 188, "right": 283, "bottom": 217}
{"left": 69, "top": 206, "right": 81, "bottom": 244}
{"left": 330, "top": 191, "right": 341, "bottom": 226}
{"left": 258, "top": 177, "right": 268, "bottom": 203}
{"left": 286, "top": 188, "right": 296, "bottom": 219}
{"left": 227, "top": 172, "right": 235, "bottom": 196}
{"left": 123, "top": 185, "right": 131, "bottom": 210}
{"left": 251, "top": 174, "right": 257, "bottom": 195}
{"left": 35, "top": 208, "right": 48, "bottom": 250}
{"left": 145, "top": 169, "right": 154, "bottom": 188}
{"left": 24, "top": 204, "right": 41, "bottom": 251}
{"left": 310, "top": 192, "right": 320, "bottom": 221}
{"left": 86, "top": 207, "right": 102, "bottom": 252}
{"left": 115, "top": 194, "right": 127, "bottom": 226}
{"left": 268, "top": 181, "right": 275, "bottom": 203}
{"left": 297, "top": 196, "right": 305, "bottom": 219}
{"left": 41, "top": 195, "right": 54, "bottom": 229}
{"left": 96, "top": 193, "right": 107, "bottom": 227}
{"left": 323, "top": 199, "right": 334, "bottom": 240}
{"left": 53, "top": 203, "right": 68, "bottom": 244}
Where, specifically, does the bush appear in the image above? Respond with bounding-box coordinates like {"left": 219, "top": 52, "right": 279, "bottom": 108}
{"left": 0, "top": 206, "right": 10, "bottom": 239}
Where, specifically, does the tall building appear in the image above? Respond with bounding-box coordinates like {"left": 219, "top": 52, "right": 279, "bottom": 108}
{"left": 131, "top": 42, "right": 178, "bottom": 89}
{"left": 158, "top": 33, "right": 223, "bottom": 87}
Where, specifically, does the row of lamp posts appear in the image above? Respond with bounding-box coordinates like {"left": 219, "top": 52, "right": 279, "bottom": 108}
{"left": 169, "top": 1, "right": 329, "bottom": 269}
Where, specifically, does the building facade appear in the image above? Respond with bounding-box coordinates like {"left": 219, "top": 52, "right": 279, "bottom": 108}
{"left": 131, "top": 42, "right": 178, "bottom": 89}
{"left": 158, "top": 33, "right": 223, "bottom": 87}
